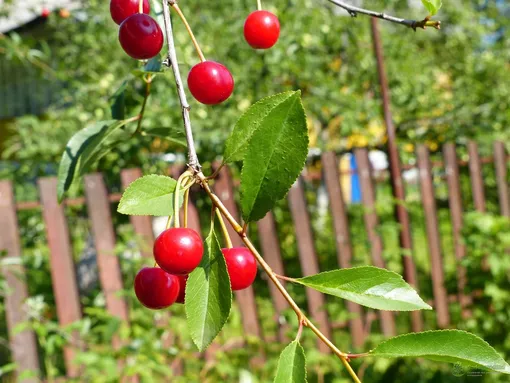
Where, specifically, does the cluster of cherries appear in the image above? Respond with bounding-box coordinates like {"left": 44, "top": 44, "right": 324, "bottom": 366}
{"left": 134, "top": 227, "right": 258, "bottom": 309}
{"left": 110, "top": 0, "right": 280, "bottom": 105}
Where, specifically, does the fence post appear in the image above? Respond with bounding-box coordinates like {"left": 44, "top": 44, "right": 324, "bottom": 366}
{"left": 0, "top": 181, "right": 40, "bottom": 382}
{"left": 38, "top": 177, "right": 83, "bottom": 377}
{"left": 256, "top": 212, "right": 290, "bottom": 342}
{"left": 493, "top": 142, "right": 510, "bottom": 218}
{"left": 84, "top": 174, "right": 130, "bottom": 341}
{"left": 468, "top": 141, "right": 487, "bottom": 213}
{"left": 416, "top": 146, "right": 450, "bottom": 328}
{"left": 443, "top": 144, "right": 470, "bottom": 317}
{"left": 213, "top": 166, "right": 263, "bottom": 340}
{"left": 353, "top": 148, "right": 396, "bottom": 337}
{"left": 370, "top": 17, "right": 422, "bottom": 333}
{"left": 321, "top": 151, "right": 365, "bottom": 348}
{"left": 288, "top": 177, "right": 332, "bottom": 352}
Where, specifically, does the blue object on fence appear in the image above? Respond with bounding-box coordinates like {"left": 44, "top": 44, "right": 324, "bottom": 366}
{"left": 350, "top": 154, "right": 361, "bottom": 203}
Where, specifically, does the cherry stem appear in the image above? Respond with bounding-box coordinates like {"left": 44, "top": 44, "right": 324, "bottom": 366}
{"left": 170, "top": 2, "right": 206, "bottom": 62}
{"left": 295, "top": 318, "right": 305, "bottom": 341}
{"left": 165, "top": 213, "right": 174, "bottom": 230}
{"left": 174, "top": 171, "right": 193, "bottom": 228}
{"left": 138, "top": 0, "right": 143, "bottom": 13}
{"left": 347, "top": 353, "right": 370, "bottom": 360}
{"left": 257, "top": 0, "right": 262, "bottom": 10}
{"left": 215, "top": 209, "right": 233, "bottom": 248}
{"left": 275, "top": 274, "right": 296, "bottom": 283}
{"left": 183, "top": 186, "right": 190, "bottom": 228}
{"left": 197, "top": 173, "right": 361, "bottom": 383}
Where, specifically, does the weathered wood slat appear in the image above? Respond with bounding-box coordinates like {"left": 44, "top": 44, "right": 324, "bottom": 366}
{"left": 494, "top": 142, "right": 510, "bottom": 218}
{"left": 256, "top": 212, "right": 289, "bottom": 342}
{"left": 38, "top": 177, "right": 83, "bottom": 377}
{"left": 84, "top": 174, "right": 130, "bottom": 333}
{"left": 321, "top": 151, "right": 365, "bottom": 347}
{"left": 288, "top": 177, "right": 332, "bottom": 352}
{"left": 443, "top": 144, "right": 471, "bottom": 317}
{"left": 0, "top": 181, "right": 40, "bottom": 382}
{"left": 353, "top": 148, "right": 396, "bottom": 337}
{"left": 213, "top": 166, "right": 263, "bottom": 339}
{"left": 416, "top": 146, "right": 450, "bottom": 328}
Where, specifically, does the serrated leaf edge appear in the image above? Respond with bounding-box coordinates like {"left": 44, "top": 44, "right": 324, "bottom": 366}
{"left": 117, "top": 174, "right": 178, "bottom": 216}
{"left": 370, "top": 329, "right": 510, "bottom": 374}
{"left": 295, "top": 266, "right": 432, "bottom": 311}
{"left": 240, "top": 91, "right": 308, "bottom": 222}
{"left": 224, "top": 90, "right": 298, "bottom": 163}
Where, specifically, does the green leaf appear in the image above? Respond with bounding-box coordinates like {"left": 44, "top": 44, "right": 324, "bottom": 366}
{"left": 132, "top": 56, "right": 163, "bottom": 77}
{"left": 185, "top": 226, "right": 232, "bottom": 351}
{"left": 240, "top": 91, "right": 308, "bottom": 222}
{"left": 57, "top": 120, "right": 128, "bottom": 202}
{"left": 371, "top": 330, "right": 510, "bottom": 374}
{"left": 117, "top": 175, "right": 179, "bottom": 216}
{"left": 141, "top": 126, "right": 187, "bottom": 147}
{"left": 421, "top": 0, "right": 442, "bottom": 15}
{"left": 274, "top": 340, "right": 307, "bottom": 383}
{"left": 224, "top": 91, "right": 297, "bottom": 163}
{"left": 293, "top": 266, "right": 431, "bottom": 311}
{"left": 110, "top": 80, "right": 128, "bottom": 120}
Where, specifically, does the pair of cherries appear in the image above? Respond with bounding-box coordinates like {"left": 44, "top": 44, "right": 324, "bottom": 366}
{"left": 135, "top": 227, "right": 258, "bottom": 310}
{"left": 188, "top": 10, "right": 280, "bottom": 104}
{"left": 110, "top": 0, "right": 280, "bottom": 105}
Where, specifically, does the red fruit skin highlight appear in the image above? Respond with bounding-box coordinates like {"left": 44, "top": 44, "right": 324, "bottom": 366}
{"left": 153, "top": 228, "right": 204, "bottom": 275}
{"left": 134, "top": 267, "right": 180, "bottom": 309}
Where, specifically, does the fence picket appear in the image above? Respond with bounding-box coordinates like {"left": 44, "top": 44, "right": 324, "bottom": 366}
{"left": 84, "top": 174, "right": 130, "bottom": 341}
{"left": 353, "top": 148, "right": 396, "bottom": 337}
{"left": 288, "top": 177, "right": 332, "bottom": 352}
{"left": 213, "top": 166, "right": 263, "bottom": 339}
{"left": 38, "top": 177, "right": 83, "bottom": 376}
{"left": 0, "top": 180, "right": 40, "bottom": 382}
{"left": 494, "top": 142, "right": 510, "bottom": 218}
{"left": 416, "top": 146, "right": 450, "bottom": 328}
{"left": 256, "top": 212, "right": 290, "bottom": 342}
{"left": 443, "top": 144, "right": 471, "bottom": 317}
{"left": 321, "top": 151, "right": 365, "bottom": 347}
{"left": 468, "top": 141, "right": 487, "bottom": 213}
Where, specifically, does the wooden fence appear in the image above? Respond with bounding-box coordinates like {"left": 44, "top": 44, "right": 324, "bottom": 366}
{"left": 0, "top": 141, "right": 509, "bottom": 380}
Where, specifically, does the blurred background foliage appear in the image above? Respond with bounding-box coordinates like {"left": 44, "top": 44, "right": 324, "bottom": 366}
{"left": 1, "top": 0, "right": 510, "bottom": 382}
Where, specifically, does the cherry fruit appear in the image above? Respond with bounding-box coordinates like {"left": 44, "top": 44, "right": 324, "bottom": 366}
{"left": 119, "top": 14, "right": 163, "bottom": 60}
{"left": 222, "top": 247, "right": 257, "bottom": 291}
{"left": 176, "top": 275, "right": 188, "bottom": 304}
{"left": 110, "top": 0, "right": 150, "bottom": 25}
{"left": 41, "top": 8, "right": 50, "bottom": 18}
{"left": 243, "top": 10, "right": 280, "bottom": 49}
{"left": 187, "top": 61, "right": 234, "bottom": 105}
{"left": 154, "top": 228, "right": 203, "bottom": 275}
{"left": 134, "top": 267, "right": 180, "bottom": 309}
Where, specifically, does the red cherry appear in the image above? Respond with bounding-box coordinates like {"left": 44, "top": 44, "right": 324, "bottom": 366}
{"left": 175, "top": 275, "right": 188, "bottom": 304}
{"left": 154, "top": 228, "right": 203, "bottom": 275}
{"left": 41, "top": 8, "right": 50, "bottom": 18}
{"left": 110, "top": 0, "right": 150, "bottom": 25}
{"left": 134, "top": 267, "right": 180, "bottom": 309}
{"left": 187, "top": 61, "right": 234, "bottom": 105}
{"left": 243, "top": 10, "right": 280, "bottom": 49}
{"left": 119, "top": 14, "right": 163, "bottom": 60}
{"left": 221, "top": 248, "right": 257, "bottom": 291}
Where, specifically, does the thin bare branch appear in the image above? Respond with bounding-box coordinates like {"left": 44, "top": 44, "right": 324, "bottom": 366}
{"left": 161, "top": 0, "right": 201, "bottom": 171}
{"left": 326, "top": 0, "right": 441, "bottom": 30}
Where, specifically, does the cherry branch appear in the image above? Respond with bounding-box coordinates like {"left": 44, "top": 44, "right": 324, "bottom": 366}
{"left": 161, "top": 0, "right": 201, "bottom": 171}
{"left": 326, "top": 0, "right": 441, "bottom": 30}
{"left": 160, "top": 1, "right": 360, "bottom": 381}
